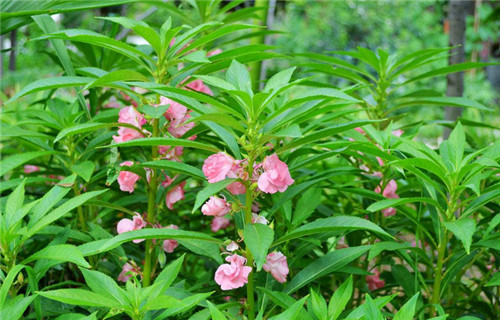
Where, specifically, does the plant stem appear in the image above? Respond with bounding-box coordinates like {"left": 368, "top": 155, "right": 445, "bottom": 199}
{"left": 143, "top": 118, "right": 159, "bottom": 287}
{"left": 430, "top": 229, "right": 449, "bottom": 315}
{"left": 244, "top": 162, "right": 256, "bottom": 320}
{"left": 249, "top": 0, "right": 269, "bottom": 92}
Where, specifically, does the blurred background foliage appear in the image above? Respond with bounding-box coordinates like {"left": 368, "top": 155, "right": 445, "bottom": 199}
{"left": 2, "top": 0, "right": 499, "bottom": 140}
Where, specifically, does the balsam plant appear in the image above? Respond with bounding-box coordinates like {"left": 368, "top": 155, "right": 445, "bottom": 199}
{"left": 1, "top": 1, "right": 499, "bottom": 320}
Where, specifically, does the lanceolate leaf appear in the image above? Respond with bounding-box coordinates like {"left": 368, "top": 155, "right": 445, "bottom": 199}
{"left": 367, "top": 197, "right": 443, "bottom": 213}
{"left": 78, "top": 228, "right": 221, "bottom": 256}
{"left": 38, "top": 289, "right": 121, "bottom": 308}
{"left": 102, "top": 137, "right": 220, "bottom": 152}
{"left": 243, "top": 223, "right": 274, "bottom": 271}
{"left": 0, "top": 151, "right": 57, "bottom": 177}
{"left": 139, "top": 160, "right": 204, "bottom": 179}
{"left": 283, "top": 246, "right": 371, "bottom": 294}
{"left": 444, "top": 219, "right": 476, "bottom": 254}
{"left": 274, "top": 216, "right": 391, "bottom": 245}
{"left": 21, "top": 244, "right": 90, "bottom": 268}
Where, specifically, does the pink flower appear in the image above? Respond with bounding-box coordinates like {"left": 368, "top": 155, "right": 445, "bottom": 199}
{"left": 159, "top": 96, "right": 188, "bottom": 121}
{"left": 211, "top": 216, "right": 230, "bottom": 232}
{"left": 366, "top": 269, "right": 385, "bottom": 290}
{"left": 392, "top": 129, "right": 404, "bottom": 137}
{"left": 354, "top": 127, "right": 366, "bottom": 135}
{"left": 117, "top": 161, "right": 140, "bottom": 193}
{"left": 166, "top": 182, "right": 186, "bottom": 210}
{"left": 214, "top": 254, "right": 252, "bottom": 290}
{"left": 24, "top": 165, "right": 40, "bottom": 174}
{"left": 226, "top": 181, "right": 246, "bottom": 195}
{"left": 257, "top": 154, "right": 294, "bottom": 194}
{"left": 118, "top": 262, "right": 141, "bottom": 282}
{"left": 186, "top": 79, "right": 213, "bottom": 95}
{"left": 168, "top": 114, "right": 195, "bottom": 138}
{"left": 159, "top": 145, "right": 184, "bottom": 161}
{"left": 104, "top": 96, "right": 121, "bottom": 109}
{"left": 118, "top": 106, "right": 146, "bottom": 127}
{"left": 251, "top": 213, "right": 268, "bottom": 225}
{"left": 375, "top": 179, "right": 399, "bottom": 217}
{"left": 201, "top": 196, "right": 231, "bottom": 217}
{"left": 263, "top": 252, "right": 289, "bottom": 283}
{"left": 162, "top": 224, "right": 179, "bottom": 253}
{"left": 207, "top": 48, "right": 222, "bottom": 57}
{"left": 226, "top": 241, "right": 239, "bottom": 252}
{"left": 113, "top": 127, "right": 144, "bottom": 143}
{"left": 117, "top": 212, "right": 146, "bottom": 243}
{"left": 203, "top": 152, "right": 235, "bottom": 183}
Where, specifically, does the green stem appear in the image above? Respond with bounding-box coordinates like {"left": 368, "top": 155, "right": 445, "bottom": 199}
{"left": 244, "top": 166, "right": 256, "bottom": 320}
{"left": 143, "top": 118, "right": 160, "bottom": 287}
{"left": 430, "top": 229, "right": 449, "bottom": 315}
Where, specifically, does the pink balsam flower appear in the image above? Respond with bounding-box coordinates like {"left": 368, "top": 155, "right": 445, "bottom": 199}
{"left": 214, "top": 254, "right": 252, "bottom": 290}
{"left": 392, "top": 129, "right": 404, "bottom": 137}
{"left": 186, "top": 79, "right": 213, "bottom": 95}
{"left": 202, "top": 196, "right": 231, "bottom": 217}
{"left": 211, "top": 216, "right": 230, "bottom": 232}
{"left": 203, "top": 152, "right": 235, "bottom": 183}
{"left": 24, "top": 165, "right": 40, "bottom": 174}
{"left": 257, "top": 154, "right": 294, "bottom": 194}
{"left": 118, "top": 263, "right": 141, "bottom": 282}
{"left": 366, "top": 269, "right": 385, "bottom": 290}
{"left": 252, "top": 213, "right": 268, "bottom": 225}
{"left": 263, "top": 251, "right": 289, "bottom": 283}
{"left": 375, "top": 179, "right": 399, "bottom": 217}
{"left": 117, "top": 161, "right": 140, "bottom": 193}
{"left": 166, "top": 182, "right": 186, "bottom": 210}
{"left": 162, "top": 224, "right": 179, "bottom": 253}
{"left": 118, "top": 106, "right": 146, "bottom": 127}
{"left": 113, "top": 127, "right": 144, "bottom": 143}
{"left": 117, "top": 212, "right": 146, "bottom": 243}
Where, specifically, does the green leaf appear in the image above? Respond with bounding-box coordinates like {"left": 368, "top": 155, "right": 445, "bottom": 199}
{"left": 485, "top": 272, "right": 500, "bottom": 287}
{"left": 194, "top": 75, "right": 236, "bottom": 91}
{"left": 444, "top": 218, "right": 476, "bottom": 254}
{"left": 38, "top": 289, "right": 121, "bottom": 308}
{"left": 26, "top": 190, "right": 108, "bottom": 238}
{"left": 78, "top": 228, "right": 221, "bottom": 256}
{"left": 82, "top": 70, "right": 149, "bottom": 91}
{"left": 368, "top": 242, "right": 411, "bottom": 261}
{"left": 142, "top": 104, "right": 169, "bottom": 119}
{"left": 183, "top": 50, "right": 210, "bottom": 63}
{"left": 394, "top": 293, "right": 420, "bottom": 320}
{"left": 226, "top": 60, "right": 252, "bottom": 94}
{"left": 5, "top": 180, "right": 26, "bottom": 228}
{"left": 0, "top": 151, "right": 55, "bottom": 177}
{"left": 0, "top": 265, "right": 26, "bottom": 308}
{"left": 264, "top": 67, "right": 296, "bottom": 92}
{"left": 392, "top": 97, "right": 492, "bottom": 112}
{"left": 6, "top": 76, "right": 94, "bottom": 104}
{"left": 363, "top": 295, "right": 384, "bottom": 320}
{"left": 191, "top": 179, "right": 236, "bottom": 213}
{"left": 103, "top": 137, "right": 220, "bottom": 153}
{"left": 189, "top": 113, "right": 244, "bottom": 131}
{"left": 269, "top": 297, "right": 308, "bottom": 320}
{"left": 292, "top": 188, "right": 321, "bottom": 226}
{"left": 243, "top": 223, "right": 274, "bottom": 271}
{"left": 404, "top": 62, "right": 497, "bottom": 84}
{"left": 150, "top": 255, "right": 185, "bottom": 300}
{"left": 178, "top": 239, "right": 222, "bottom": 263}
{"left": 37, "top": 29, "right": 153, "bottom": 67}
{"left": 367, "top": 197, "right": 443, "bottom": 213}
{"left": 139, "top": 160, "right": 204, "bottom": 180}
{"left": 274, "top": 216, "right": 391, "bottom": 245}
{"left": 276, "top": 120, "right": 378, "bottom": 154}
{"left": 272, "top": 124, "right": 302, "bottom": 138}
{"left": 21, "top": 244, "right": 90, "bottom": 268}
{"left": 55, "top": 122, "right": 143, "bottom": 142}
{"left": 143, "top": 295, "right": 185, "bottom": 311}
{"left": 33, "top": 14, "right": 89, "bottom": 118}
{"left": 71, "top": 161, "right": 95, "bottom": 182}
{"left": 283, "top": 246, "right": 371, "bottom": 294}
{"left": 328, "top": 275, "right": 353, "bottom": 320}
{"left": 79, "top": 268, "right": 128, "bottom": 305}
{"left": 444, "top": 121, "right": 465, "bottom": 170}
{"left": 207, "top": 301, "right": 229, "bottom": 320}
